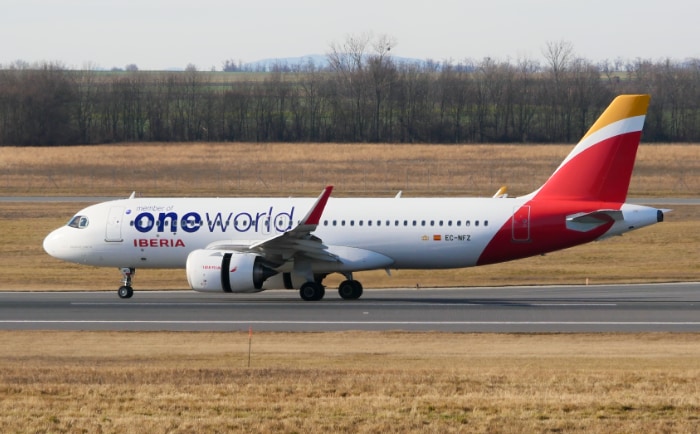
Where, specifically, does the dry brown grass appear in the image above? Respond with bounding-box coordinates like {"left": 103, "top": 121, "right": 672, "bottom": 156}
{"left": 1, "top": 143, "right": 698, "bottom": 197}
{"left": 1, "top": 331, "right": 699, "bottom": 433}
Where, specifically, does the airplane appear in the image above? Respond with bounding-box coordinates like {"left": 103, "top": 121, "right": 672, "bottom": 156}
{"left": 43, "top": 94, "right": 665, "bottom": 301}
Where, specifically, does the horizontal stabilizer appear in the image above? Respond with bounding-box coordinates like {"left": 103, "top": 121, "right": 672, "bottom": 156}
{"left": 566, "top": 210, "right": 623, "bottom": 232}
{"left": 493, "top": 186, "right": 508, "bottom": 198}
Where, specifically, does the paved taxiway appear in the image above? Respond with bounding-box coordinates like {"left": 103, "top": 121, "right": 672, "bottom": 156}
{"left": 1, "top": 283, "right": 699, "bottom": 332}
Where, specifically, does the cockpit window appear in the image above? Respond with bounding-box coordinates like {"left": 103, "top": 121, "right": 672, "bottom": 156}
{"left": 67, "top": 215, "right": 89, "bottom": 229}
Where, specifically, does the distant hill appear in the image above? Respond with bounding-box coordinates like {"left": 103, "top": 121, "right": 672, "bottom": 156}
{"left": 243, "top": 55, "right": 328, "bottom": 70}
{"left": 242, "top": 54, "right": 429, "bottom": 71}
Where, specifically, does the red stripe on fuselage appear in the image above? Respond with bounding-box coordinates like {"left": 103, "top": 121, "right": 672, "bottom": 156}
{"left": 476, "top": 200, "right": 618, "bottom": 266}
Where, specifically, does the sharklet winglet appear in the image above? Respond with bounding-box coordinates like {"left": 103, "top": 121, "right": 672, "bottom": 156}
{"left": 300, "top": 186, "right": 333, "bottom": 226}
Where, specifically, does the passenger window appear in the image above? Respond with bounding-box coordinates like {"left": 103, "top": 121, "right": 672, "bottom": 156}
{"left": 485, "top": 220, "right": 489, "bottom": 227}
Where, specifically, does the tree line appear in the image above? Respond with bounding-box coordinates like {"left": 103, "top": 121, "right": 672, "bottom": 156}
{"left": 2, "top": 41, "right": 700, "bottom": 146}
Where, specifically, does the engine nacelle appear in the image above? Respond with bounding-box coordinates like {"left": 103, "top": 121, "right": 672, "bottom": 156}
{"left": 186, "top": 250, "right": 278, "bottom": 293}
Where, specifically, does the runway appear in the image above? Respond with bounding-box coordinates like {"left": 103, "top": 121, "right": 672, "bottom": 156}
{"left": 1, "top": 282, "right": 699, "bottom": 332}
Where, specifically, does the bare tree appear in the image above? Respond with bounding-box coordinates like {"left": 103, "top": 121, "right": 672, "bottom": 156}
{"left": 543, "top": 40, "right": 573, "bottom": 82}
{"left": 368, "top": 34, "right": 397, "bottom": 141}
{"left": 542, "top": 40, "right": 575, "bottom": 140}
{"left": 327, "top": 32, "right": 398, "bottom": 141}
{"left": 222, "top": 59, "right": 242, "bottom": 72}
{"left": 74, "top": 62, "right": 99, "bottom": 143}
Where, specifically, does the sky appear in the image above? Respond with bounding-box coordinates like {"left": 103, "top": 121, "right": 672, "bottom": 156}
{"left": 2, "top": 0, "right": 699, "bottom": 70}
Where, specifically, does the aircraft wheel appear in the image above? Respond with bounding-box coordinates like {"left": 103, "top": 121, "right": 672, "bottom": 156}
{"left": 118, "top": 285, "right": 134, "bottom": 299}
{"left": 338, "top": 280, "right": 363, "bottom": 300}
{"left": 300, "top": 282, "right": 325, "bottom": 301}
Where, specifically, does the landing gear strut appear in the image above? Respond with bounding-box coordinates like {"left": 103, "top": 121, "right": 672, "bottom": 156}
{"left": 118, "top": 267, "right": 135, "bottom": 299}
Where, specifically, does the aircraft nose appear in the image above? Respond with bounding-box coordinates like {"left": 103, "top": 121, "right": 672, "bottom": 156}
{"left": 43, "top": 228, "right": 68, "bottom": 259}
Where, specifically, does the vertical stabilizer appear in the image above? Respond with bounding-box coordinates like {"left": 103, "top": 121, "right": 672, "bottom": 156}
{"left": 531, "top": 94, "right": 650, "bottom": 203}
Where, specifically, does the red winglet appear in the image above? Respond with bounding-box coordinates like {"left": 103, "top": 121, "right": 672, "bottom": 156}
{"left": 301, "top": 186, "right": 333, "bottom": 226}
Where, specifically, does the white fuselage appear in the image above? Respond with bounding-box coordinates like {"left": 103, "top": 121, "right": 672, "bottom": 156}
{"left": 43, "top": 195, "right": 659, "bottom": 271}
{"left": 44, "top": 196, "right": 521, "bottom": 269}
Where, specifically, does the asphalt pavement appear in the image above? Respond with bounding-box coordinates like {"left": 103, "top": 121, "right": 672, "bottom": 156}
{"left": 1, "top": 283, "right": 699, "bottom": 332}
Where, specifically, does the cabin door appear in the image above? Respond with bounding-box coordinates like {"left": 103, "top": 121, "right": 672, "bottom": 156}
{"left": 105, "top": 207, "right": 125, "bottom": 242}
{"left": 512, "top": 205, "right": 531, "bottom": 242}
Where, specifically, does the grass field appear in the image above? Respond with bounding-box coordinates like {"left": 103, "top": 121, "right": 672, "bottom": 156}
{"left": 1, "top": 331, "right": 699, "bottom": 433}
{"left": 0, "top": 142, "right": 699, "bottom": 432}
{"left": 1, "top": 143, "right": 699, "bottom": 197}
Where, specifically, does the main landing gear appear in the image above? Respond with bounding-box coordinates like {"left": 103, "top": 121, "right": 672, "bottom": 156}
{"left": 298, "top": 278, "right": 364, "bottom": 301}
{"left": 299, "top": 281, "right": 325, "bottom": 301}
{"left": 118, "top": 267, "right": 135, "bottom": 299}
{"left": 115, "top": 267, "right": 364, "bottom": 301}
{"left": 338, "top": 279, "right": 363, "bottom": 300}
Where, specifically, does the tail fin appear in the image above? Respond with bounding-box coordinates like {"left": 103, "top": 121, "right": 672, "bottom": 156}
{"left": 531, "top": 94, "right": 650, "bottom": 203}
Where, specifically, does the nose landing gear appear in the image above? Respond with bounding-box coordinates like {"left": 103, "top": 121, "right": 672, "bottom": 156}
{"left": 118, "top": 267, "right": 135, "bottom": 299}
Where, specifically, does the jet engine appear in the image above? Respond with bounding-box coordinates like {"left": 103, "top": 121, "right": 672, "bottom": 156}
{"left": 186, "top": 250, "right": 278, "bottom": 293}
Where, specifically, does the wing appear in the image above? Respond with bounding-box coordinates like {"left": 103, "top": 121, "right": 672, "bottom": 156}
{"left": 206, "top": 186, "right": 338, "bottom": 264}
